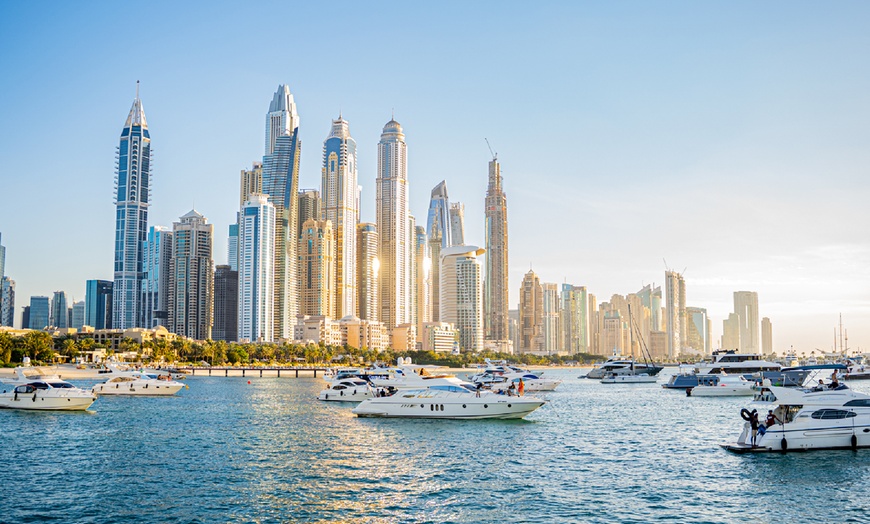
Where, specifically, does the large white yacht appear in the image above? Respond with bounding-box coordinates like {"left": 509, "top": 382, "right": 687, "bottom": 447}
{"left": 352, "top": 385, "right": 546, "bottom": 419}
{"left": 0, "top": 368, "right": 96, "bottom": 411}
{"left": 687, "top": 373, "right": 755, "bottom": 397}
{"left": 584, "top": 356, "right": 662, "bottom": 379}
{"left": 92, "top": 366, "right": 186, "bottom": 396}
{"left": 695, "top": 350, "right": 782, "bottom": 375}
{"left": 722, "top": 385, "right": 870, "bottom": 452}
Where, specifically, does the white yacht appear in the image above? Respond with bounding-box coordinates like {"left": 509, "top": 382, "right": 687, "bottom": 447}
{"left": 318, "top": 379, "right": 374, "bottom": 401}
{"left": 470, "top": 361, "right": 561, "bottom": 392}
{"left": 722, "top": 385, "right": 870, "bottom": 452}
{"left": 352, "top": 385, "right": 546, "bottom": 419}
{"left": 92, "top": 366, "right": 186, "bottom": 396}
{"left": 584, "top": 356, "right": 662, "bottom": 379}
{"left": 0, "top": 369, "right": 96, "bottom": 411}
{"left": 686, "top": 373, "right": 755, "bottom": 397}
{"left": 695, "top": 350, "right": 781, "bottom": 375}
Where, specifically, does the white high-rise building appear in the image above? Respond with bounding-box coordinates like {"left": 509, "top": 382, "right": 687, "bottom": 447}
{"left": 376, "top": 118, "right": 411, "bottom": 329}
{"left": 238, "top": 194, "right": 275, "bottom": 343}
{"left": 322, "top": 116, "right": 358, "bottom": 319}
{"left": 440, "top": 246, "right": 485, "bottom": 351}
{"left": 734, "top": 291, "right": 760, "bottom": 353}
{"left": 427, "top": 181, "right": 450, "bottom": 322}
{"left": 665, "top": 270, "right": 686, "bottom": 358}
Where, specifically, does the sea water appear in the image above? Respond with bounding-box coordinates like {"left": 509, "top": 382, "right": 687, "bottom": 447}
{"left": 2, "top": 370, "right": 869, "bottom": 523}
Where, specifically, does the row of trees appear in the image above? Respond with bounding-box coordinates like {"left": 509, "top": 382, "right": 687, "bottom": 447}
{"left": 0, "top": 330, "right": 602, "bottom": 368}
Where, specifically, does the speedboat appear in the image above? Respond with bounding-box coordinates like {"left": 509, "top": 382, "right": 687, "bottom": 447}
{"left": 92, "top": 366, "right": 186, "bottom": 396}
{"left": 686, "top": 373, "right": 755, "bottom": 397}
{"left": 318, "top": 379, "right": 374, "bottom": 401}
{"left": 351, "top": 385, "right": 546, "bottom": 419}
{"left": 721, "top": 385, "right": 870, "bottom": 452}
{"left": 0, "top": 369, "right": 96, "bottom": 411}
{"left": 601, "top": 372, "right": 659, "bottom": 384}
{"left": 470, "top": 370, "right": 561, "bottom": 392}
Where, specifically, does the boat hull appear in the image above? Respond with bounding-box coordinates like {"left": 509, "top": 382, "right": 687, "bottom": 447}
{"left": 0, "top": 392, "right": 95, "bottom": 411}
{"left": 318, "top": 388, "right": 373, "bottom": 401}
{"left": 93, "top": 382, "right": 183, "bottom": 396}
{"left": 352, "top": 397, "right": 545, "bottom": 420}
{"left": 601, "top": 375, "right": 659, "bottom": 384}
{"left": 688, "top": 386, "right": 755, "bottom": 397}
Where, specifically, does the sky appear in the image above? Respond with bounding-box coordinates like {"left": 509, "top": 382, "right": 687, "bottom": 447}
{"left": 1, "top": 1, "right": 869, "bottom": 354}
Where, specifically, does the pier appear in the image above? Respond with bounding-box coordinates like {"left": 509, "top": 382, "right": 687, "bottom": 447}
{"left": 176, "top": 366, "right": 329, "bottom": 378}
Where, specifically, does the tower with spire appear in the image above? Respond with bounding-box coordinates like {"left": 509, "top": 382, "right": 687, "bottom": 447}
{"left": 484, "top": 151, "right": 509, "bottom": 343}
{"left": 113, "top": 82, "right": 152, "bottom": 329}
{"left": 376, "top": 117, "right": 411, "bottom": 328}
{"left": 261, "top": 85, "right": 302, "bottom": 340}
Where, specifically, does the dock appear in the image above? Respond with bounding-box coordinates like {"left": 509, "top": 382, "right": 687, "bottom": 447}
{"left": 176, "top": 366, "right": 329, "bottom": 378}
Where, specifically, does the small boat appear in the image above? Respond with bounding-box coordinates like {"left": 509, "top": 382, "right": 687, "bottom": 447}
{"left": 318, "top": 379, "right": 374, "bottom": 401}
{"left": 721, "top": 384, "right": 870, "bottom": 453}
{"left": 601, "top": 372, "right": 659, "bottom": 384}
{"left": 0, "top": 368, "right": 96, "bottom": 411}
{"left": 92, "top": 365, "right": 186, "bottom": 396}
{"left": 686, "top": 373, "right": 755, "bottom": 397}
{"left": 583, "top": 355, "right": 661, "bottom": 379}
{"left": 352, "top": 385, "right": 546, "bottom": 419}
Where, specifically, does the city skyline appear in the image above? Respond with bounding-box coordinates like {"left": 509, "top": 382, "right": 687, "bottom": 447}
{"left": 1, "top": 2, "right": 869, "bottom": 352}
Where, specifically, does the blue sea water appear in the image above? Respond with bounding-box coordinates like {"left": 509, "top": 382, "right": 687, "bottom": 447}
{"left": 2, "top": 369, "right": 869, "bottom": 523}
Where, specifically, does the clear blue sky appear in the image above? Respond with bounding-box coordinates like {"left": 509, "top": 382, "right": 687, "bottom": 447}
{"left": 1, "top": 1, "right": 868, "bottom": 353}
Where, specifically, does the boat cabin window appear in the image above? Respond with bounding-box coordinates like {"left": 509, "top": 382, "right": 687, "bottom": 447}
{"left": 332, "top": 385, "right": 346, "bottom": 390}
{"left": 844, "top": 399, "right": 870, "bottom": 407}
{"left": 782, "top": 405, "right": 803, "bottom": 423}
{"left": 430, "top": 385, "right": 466, "bottom": 393}
{"left": 811, "top": 409, "right": 857, "bottom": 420}
{"left": 47, "top": 381, "right": 74, "bottom": 389}
{"left": 14, "top": 385, "right": 35, "bottom": 393}
{"left": 30, "top": 382, "right": 50, "bottom": 390}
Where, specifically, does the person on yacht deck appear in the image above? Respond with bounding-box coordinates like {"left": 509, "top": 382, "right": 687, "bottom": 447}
{"left": 765, "top": 410, "right": 780, "bottom": 427}
{"left": 750, "top": 411, "right": 760, "bottom": 447}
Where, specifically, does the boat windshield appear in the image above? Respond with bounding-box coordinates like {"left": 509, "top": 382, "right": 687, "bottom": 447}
{"left": 429, "top": 385, "right": 468, "bottom": 393}
{"left": 46, "top": 381, "right": 75, "bottom": 389}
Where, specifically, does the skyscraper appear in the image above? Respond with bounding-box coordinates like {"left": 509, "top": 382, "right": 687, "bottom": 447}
{"left": 484, "top": 156, "right": 509, "bottom": 343}
{"left": 262, "top": 85, "right": 302, "bottom": 340}
{"left": 686, "top": 306, "right": 709, "bottom": 354}
{"left": 28, "top": 296, "right": 49, "bottom": 330}
{"left": 168, "top": 210, "right": 214, "bottom": 341}
{"left": 142, "top": 225, "right": 172, "bottom": 328}
{"left": 213, "top": 265, "right": 238, "bottom": 343}
{"left": 542, "top": 283, "right": 561, "bottom": 354}
{"left": 427, "top": 181, "right": 450, "bottom": 322}
{"left": 665, "top": 270, "right": 686, "bottom": 358}
{"left": 0, "top": 232, "right": 5, "bottom": 279}
{"left": 356, "top": 223, "right": 379, "bottom": 322}
{"left": 449, "top": 202, "right": 465, "bottom": 246}
{"left": 71, "top": 301, "right": 86, "bottom": 330}
{"left": 0, "top": 277, "right": 14, "bottom": 327}
{"left": 85, "top": 280, "right": 113, "bottom": 329}
{"left": 761, "top": 317, "right": 773, "bottom": 354}
{"left": 239, "top": 162, "right": 263, "bottom": 207}
{"left": 414, "top": 225, "right": 430, "bottom": 340}
{"left": 520, "top": 270, "right": 543, "bottom": 353}
{"left": 238, "top": 194, "right": 275, "bottom": 343}
{"left": 297, "top": 189, "right": 321, "bottom": 238}
{"left": 560, "top": 284, "right": 588, "bottom": 354}
{"left": 722, "top": 312, "right": 741, "bottom": 349}
{"left": 322, "top": 116, "right": 358, "bottom": 319}
{"left": 734, "top": 291, "right": 760, "bottom": 353}
{"left": 113, "top": 84, "right": 151, "bottom": 329}
{"left": 227, "top": 223, "right": 239, "bottom": 272}
{"left": 50, "top": 291, "right": 69, "bottom": 329}
{"left": 299, "top": 218, "right": 334, "bottom": 317}
{"left": 376, "top": 118, "right": 411, "bottom": 329}
{"left": 440, "top": 246, "right": 485, "bottom": 351}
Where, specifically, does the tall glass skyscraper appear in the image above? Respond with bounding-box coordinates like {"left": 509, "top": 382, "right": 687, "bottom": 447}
{"left": 113, "top": 85, "right": 151, "bottom": 329}
{"left": 484, "top": 156, "right": 509, "bottom": 343}
{"left": 376, "top": 118, "right": 411, "bottom": 328}
{"left": 0, "top": 232, "right": 6, "bottom": 279}
{"left": 142, "top": 225, "right": 172, "bottom": 328}
{"left": 85, "top": 280, "right": 113, "bottom": 329}
{"left": 322, "top": 116, "right": 358, "bottom": 319}
{"left": 261, "top": 85, "right": 301, "bottom": 340}
{"left": 427, "top": 181, "right": 451, "bottom": 322}
{"left": 28, "top": 296, "right": 50, "bottom": 330}
{"left": 0, "top": 277, "right": 14, "bottom": 327}
{"left": 50, "top": 291, "right": 69, "bottom": 329}
{"left": 238, "top": 194, "right": 275, "bottom": 343}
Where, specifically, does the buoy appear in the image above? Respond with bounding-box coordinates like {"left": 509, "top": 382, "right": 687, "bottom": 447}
{"left": 247, "top": 380, "right": 251, "bottom": 384}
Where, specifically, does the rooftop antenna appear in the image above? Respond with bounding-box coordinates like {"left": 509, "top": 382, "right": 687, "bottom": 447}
{"left": 136, "top": 80, "right": 140, "bottom": 99}
{"left": 485, "top": 138, "right": 497, "bottom": 161}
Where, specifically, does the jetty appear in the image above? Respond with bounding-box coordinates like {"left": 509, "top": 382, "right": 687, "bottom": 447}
{"left": 175, "top": 366, "right": 329, "bottom": 378}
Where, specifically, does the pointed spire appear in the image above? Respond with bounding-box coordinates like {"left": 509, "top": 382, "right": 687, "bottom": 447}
{"left": 123, "top": 81, "right": 147, "bottom": 129}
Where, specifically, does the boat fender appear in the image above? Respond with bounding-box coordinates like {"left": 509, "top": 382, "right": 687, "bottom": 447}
{"left": 353, "top": 389, "right": 356, "bottom": 395}
{"left": 340, "top": 390, "right": 343, "bottom": 396}
{"left": 13, "top": 391, "right": 17, "bottom": 401}
{"left": 851, "top": 435, "right": 858, "bottom": 450}
{"left": 33, "top": 392, "right": 37, "bottom": 402}
{"left": 781, "top": 438, "right": 788, "bottom": 451}
{"left": 740, "top": 408, "right": 753, "bottom": 421}
{"left": 324, "top": 394, "right": 328, "bottom": 400}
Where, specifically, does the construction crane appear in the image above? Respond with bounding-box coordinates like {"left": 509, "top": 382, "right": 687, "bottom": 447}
{"left": 485, "top": 138, "right": 497, "bottom": 161}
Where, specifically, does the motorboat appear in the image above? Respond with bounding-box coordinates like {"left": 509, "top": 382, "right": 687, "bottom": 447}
{"left": 92, "top": 365, "right": 186, "bottom": 396}
{"left": 471, "top": 372, "right": 561, "bottom": 392}
{"left": 845, "top": 358, "right": 870, "bottom": 380}
{"left": 663, "top": 352, "right": 807, "bottom": 389}
{"left": 0, "top": 369, "right": 96, "bottom": 411}
{"left": 722, "top": 384, "right": 870, "bottom": 452}
{"left": 351, "top": 384, "right": 546, "bottom": 419}
{"left": 318, "top": 379, "right": 374, "bottom": 401}
{"left": 695, "top": 350, "right": 782, "bottom": 375}
{"left": 686, "top": 373, "right": 755, "bottom": 397}
{"left": 601, "top": 372, "right": 659, "bottom": 384}
{"left": 584, "top": 355, "right": 661, "bottom": 379}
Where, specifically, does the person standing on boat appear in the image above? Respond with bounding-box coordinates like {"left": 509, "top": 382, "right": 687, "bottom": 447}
{"left": 750, "top": 411, "right": 760, "bottom": 447}
{"left": 518, "top": 379, "right": 525, "bottom": 396}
